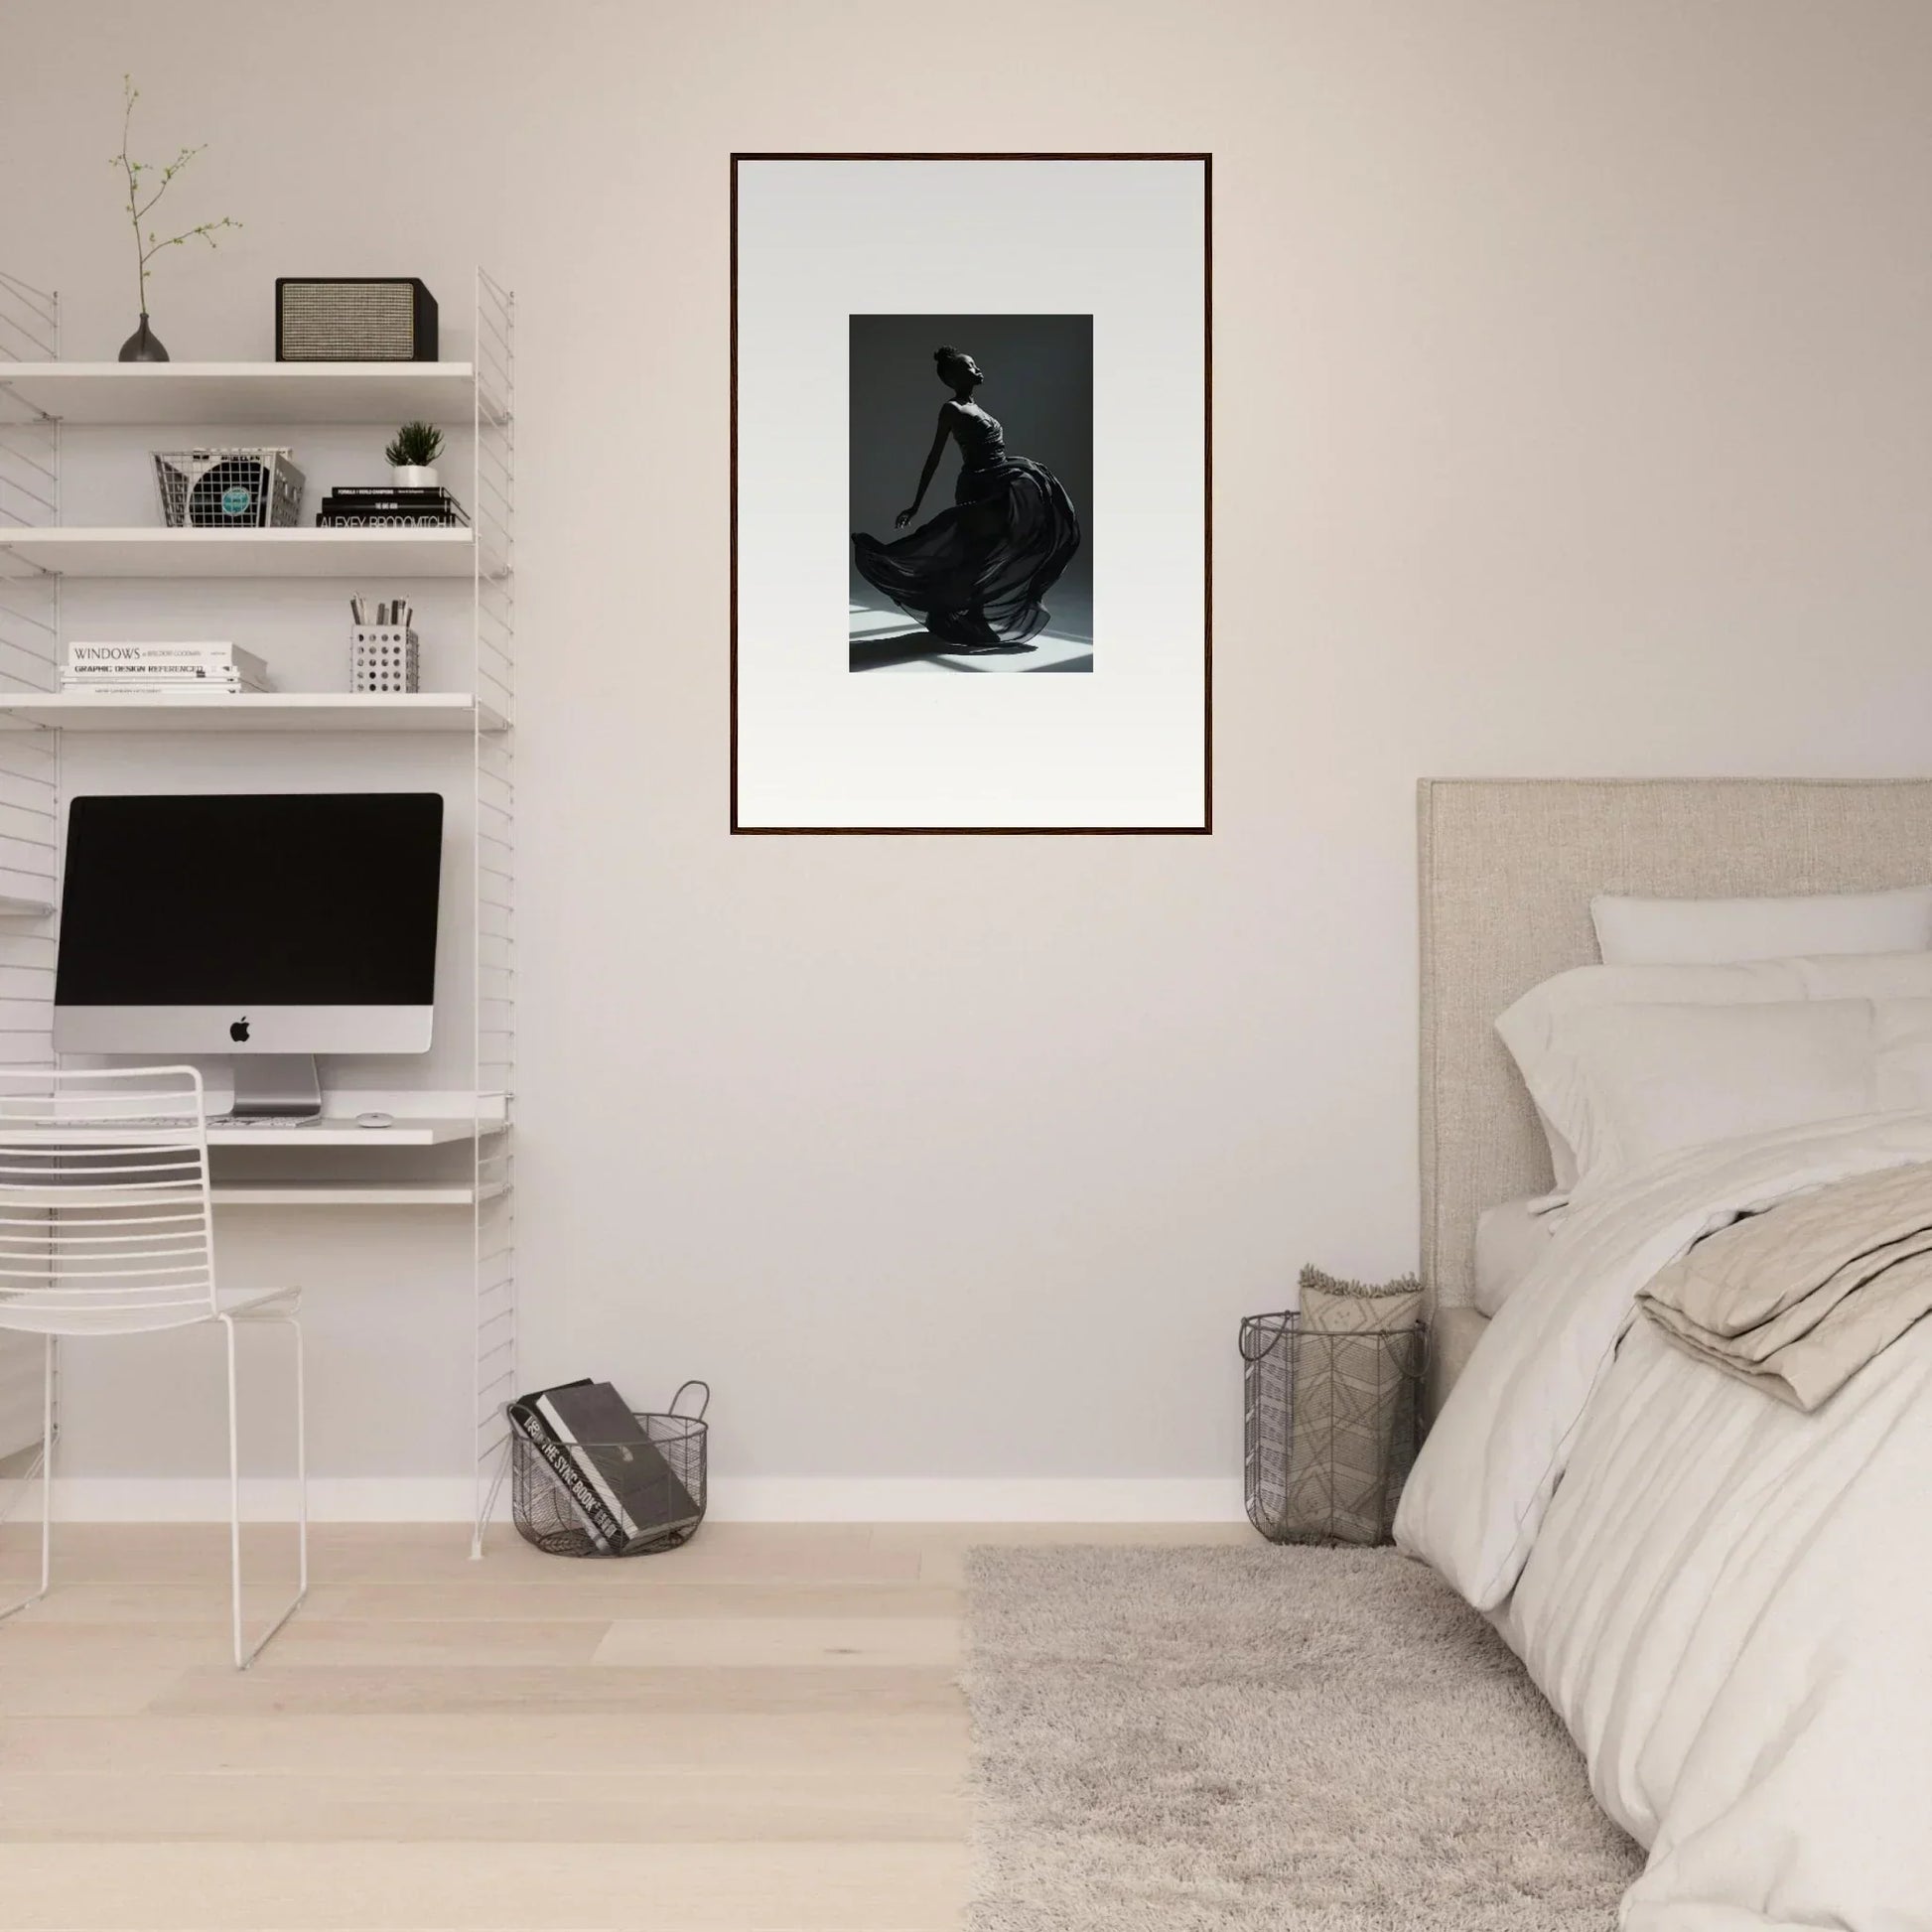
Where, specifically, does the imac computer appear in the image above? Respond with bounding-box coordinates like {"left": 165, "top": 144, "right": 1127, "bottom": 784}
{"left": 54, "top": 792, "right": 445, "bottom": 1118}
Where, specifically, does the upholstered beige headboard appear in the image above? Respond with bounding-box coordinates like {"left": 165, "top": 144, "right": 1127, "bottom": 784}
{"left": 1419, "top": 777, "right": 1932, "bottom": 1311}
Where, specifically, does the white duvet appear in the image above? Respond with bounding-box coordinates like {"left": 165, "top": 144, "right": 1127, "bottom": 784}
{"left": 1396, "top": 1113, "right": 1932, "bottom": 1931}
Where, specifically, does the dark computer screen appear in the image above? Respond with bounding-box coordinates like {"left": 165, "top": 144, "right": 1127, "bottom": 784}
{"left": 56, "top": 793, "right": 444, "bottom": 1007}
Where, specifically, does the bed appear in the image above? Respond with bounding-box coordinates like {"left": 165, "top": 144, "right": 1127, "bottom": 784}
{"left": 1402, "top": 777, "right": 1932, "bottom": 1931}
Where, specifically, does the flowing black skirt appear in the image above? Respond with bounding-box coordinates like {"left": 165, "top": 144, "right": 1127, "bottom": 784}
{"left": 852, "top": 457, "right": 1081, "bottom": 646}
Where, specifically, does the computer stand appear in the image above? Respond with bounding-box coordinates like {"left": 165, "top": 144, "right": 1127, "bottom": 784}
{"left": 227, "top": 1055, "right": 324, "bottom": 1121}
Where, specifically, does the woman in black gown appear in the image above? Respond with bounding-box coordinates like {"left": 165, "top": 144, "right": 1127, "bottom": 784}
{"left": 852, "top": 345, "right": 1081, "bottom": 650}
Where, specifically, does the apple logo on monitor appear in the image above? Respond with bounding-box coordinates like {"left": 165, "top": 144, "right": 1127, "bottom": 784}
{"left": 229, "top": 1017, "right": 250, "bottom": 1043}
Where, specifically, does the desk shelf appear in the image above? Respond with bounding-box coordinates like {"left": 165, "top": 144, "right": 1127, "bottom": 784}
{"left": 1, "top": 1116, "right": 490, "bottom": 1150}
{"left": 212, "top": 1180, "right": 505, "bottom": 1208}
{"left": 207, "top": 1116, "right": 485, "bottom": 1149}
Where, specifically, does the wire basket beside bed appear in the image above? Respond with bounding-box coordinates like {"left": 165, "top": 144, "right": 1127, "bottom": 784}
{"left": 1241, "top": 1310, "right": 1424, "bottom": 1546}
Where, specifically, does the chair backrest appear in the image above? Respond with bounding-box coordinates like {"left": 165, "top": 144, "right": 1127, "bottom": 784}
{"left": 0, "top": 1066, "right": 216, "bottom": 1335}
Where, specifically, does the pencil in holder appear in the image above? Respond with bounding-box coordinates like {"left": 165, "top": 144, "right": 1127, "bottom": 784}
{"left": 350, "top": 626, "right": 420, "bottom": 694}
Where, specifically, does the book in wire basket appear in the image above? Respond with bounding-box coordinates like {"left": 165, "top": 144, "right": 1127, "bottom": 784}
{"left": 508, "top": 1380, "right": 708, "bottom": 1557}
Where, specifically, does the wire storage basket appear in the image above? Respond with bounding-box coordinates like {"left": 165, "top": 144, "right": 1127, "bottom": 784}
{"left": 510, "top": 1381, "right": 708, "bottom": 1558}
{"left": 153, "top": 447, "right": 306, "bottom": 528}
{"left": 1241, "top": 1311, "right": 1423, "bottom": 1547}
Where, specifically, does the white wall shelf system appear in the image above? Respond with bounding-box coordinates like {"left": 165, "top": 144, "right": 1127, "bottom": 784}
{"left": 0, "top": 270, "right": 64, "bottom": 1471}
{"left": 0, "top": 267, "right": 517, "bottom": 1554}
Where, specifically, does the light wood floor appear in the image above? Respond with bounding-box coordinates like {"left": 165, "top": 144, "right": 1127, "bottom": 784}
{"left": 0, "top": 1520, "right": 1250, "bottom": 1931}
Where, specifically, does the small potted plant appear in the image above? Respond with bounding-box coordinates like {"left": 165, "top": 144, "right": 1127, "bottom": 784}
{"left": 384, "top": 421, "right": 444, "bottom": 488}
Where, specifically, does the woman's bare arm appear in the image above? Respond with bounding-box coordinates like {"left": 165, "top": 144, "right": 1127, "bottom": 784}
{"left": 896, "top": 407, "right": 957, "bottom": 529}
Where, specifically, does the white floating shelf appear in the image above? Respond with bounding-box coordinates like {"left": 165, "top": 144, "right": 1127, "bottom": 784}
{"left": 0, "top": 692, "right": 504, "bottom": 734}
{"left": 0, "top": 526, "right": 479, "bottom": 579}
{"left": 0, "top": 360, "right": 494, "bottom": 427}
{"left": 0, "top": 895, "right": 53, "bottom": 917}
{"left": 204, "top": 1115, "right": 483, "bottom": 1149}
{"left": 4, "top": 1117, "right": 484, "bottom": 1150}
{"left": 211, "top": 1181, "right": 498, "bottom": 1208}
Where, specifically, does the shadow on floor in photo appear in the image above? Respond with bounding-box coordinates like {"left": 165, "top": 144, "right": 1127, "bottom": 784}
{"left": 848, "top": 605, "right": 1094, "bottom": 674}
{"left": 851, "top": 631, "right": 1041, "bottom": 672}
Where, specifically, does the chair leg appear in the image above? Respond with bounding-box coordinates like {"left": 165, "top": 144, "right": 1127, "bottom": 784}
{"left": 473, "top": 1433, "right": 512, "bottom": 1562}
{"left": 220, "top": 1311, "right": 309, "bottom": 1670}
{"left": 288, "top": 1314, "right": 309, "bottom": 1601}
{"left": 0, "top": 1334, "right": 56, "bottom": 1624}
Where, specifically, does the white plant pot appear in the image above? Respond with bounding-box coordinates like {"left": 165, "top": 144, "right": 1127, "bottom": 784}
{"left": 392, "top": 465, "right": 439, "bottom": 488}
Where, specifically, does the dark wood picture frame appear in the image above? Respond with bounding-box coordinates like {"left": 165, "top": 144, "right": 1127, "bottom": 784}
{"left": 730, "top": 152, "right": 1213, "bottom": 836}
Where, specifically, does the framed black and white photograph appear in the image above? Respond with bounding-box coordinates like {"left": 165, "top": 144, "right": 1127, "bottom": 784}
{"left": 732, "top": 154, "right": 1210, "bottom": 833}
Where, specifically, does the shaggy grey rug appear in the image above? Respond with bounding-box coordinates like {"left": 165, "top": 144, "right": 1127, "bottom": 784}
{"left": 962, "top": 1545, "right": 1642, "bottom": 1930}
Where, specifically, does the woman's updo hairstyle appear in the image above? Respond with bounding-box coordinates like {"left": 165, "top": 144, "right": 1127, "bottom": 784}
{"left": 934, "top": 344, "right": 971, "bottom": 382}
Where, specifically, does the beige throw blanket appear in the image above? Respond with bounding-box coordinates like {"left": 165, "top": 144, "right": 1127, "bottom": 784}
{"left": 1638, "top": 1158, "right": 1932, "bottom": 1410}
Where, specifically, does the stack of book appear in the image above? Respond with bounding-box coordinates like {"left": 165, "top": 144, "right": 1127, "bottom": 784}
{"left": 509, "top": 1379, "right": 703, "bottom": 1554}
{"left": 316, "top": 485, "right": 469, "bottom": 529}
{"left": 64, "top": 641, "right": 271, "bottom": 694}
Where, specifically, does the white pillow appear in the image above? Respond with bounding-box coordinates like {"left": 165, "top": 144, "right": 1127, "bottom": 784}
{"left": 1496, "top": 953, "right": 1932, "bottom": 1197}
{"left": 1591, "top": 885, "right": 1932, "bottom": 965}
{"left": 1472, "top": 1197, "right": 1561, "bottom": 1316}
{"left": 1551, "top": 1001, "right": 1881, "bottom": 1194}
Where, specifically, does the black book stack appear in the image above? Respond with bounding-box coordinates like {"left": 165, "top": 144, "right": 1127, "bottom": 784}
{"left": 317, "top": 484, "right": 470, "bottom": 529}
{"left": 508, "top": 1379, "right": 705, "bottom": 1555}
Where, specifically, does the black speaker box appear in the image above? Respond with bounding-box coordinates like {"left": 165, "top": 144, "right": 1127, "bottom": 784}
{"left": 275, "top": 278, "right": 439, "bottom": 361}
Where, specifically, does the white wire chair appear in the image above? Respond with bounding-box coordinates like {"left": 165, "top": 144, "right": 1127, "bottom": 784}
{"left": 0, "top": 1065, "right": 306, "bottom": 1667}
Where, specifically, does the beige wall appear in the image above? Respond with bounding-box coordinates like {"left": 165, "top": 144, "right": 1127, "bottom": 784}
{"left": 4, "top": 1, "right": 1930, "bottom": 1506}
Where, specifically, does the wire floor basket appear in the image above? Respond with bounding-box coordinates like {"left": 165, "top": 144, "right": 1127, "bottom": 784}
{"left": 510, "top": 1381, "right": 708, "bottom": 1558}
{"left": 1242, "top": 1311, "right": 1423, "bottom": 1547}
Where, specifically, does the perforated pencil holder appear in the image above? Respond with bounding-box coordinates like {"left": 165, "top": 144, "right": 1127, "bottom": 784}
{"left": 350, "top": 626, "right": 420, "bottom": 694}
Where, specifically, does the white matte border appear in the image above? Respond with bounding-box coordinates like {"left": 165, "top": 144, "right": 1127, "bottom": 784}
{"left": 733, "top": 156, "right": 1209, "bottom": 831}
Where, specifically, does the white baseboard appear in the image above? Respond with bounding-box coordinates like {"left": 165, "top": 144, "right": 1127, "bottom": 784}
{"left": 1, "top": 1477, "right": 487, "bottom": 1523}
{"left": 0, "top": 1475, "right": 1247, "bottom": 1525}
{"left": 707, "top": 1478, "right": 1246, "bottom": 1522}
